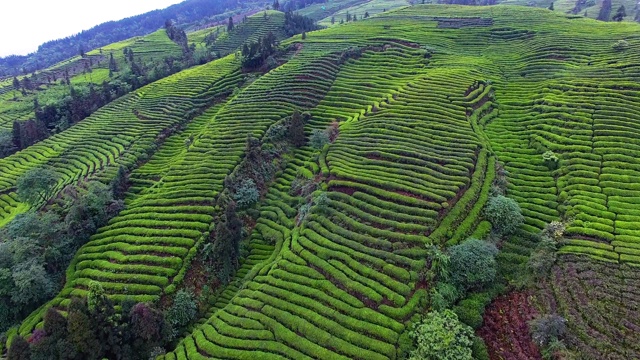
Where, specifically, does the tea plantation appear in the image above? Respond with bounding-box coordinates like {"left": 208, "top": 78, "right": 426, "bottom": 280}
{"left": 2, "top": 3, "right": 640, "bottom": 360}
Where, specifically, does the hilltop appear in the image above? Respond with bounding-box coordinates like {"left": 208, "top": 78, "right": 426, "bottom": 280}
{"left": 1, "top": 3, "right": 640, "bottom": 360}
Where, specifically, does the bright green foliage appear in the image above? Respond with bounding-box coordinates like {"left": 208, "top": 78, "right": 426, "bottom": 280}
{"left": 409, "top": 310, "right": 474, "bottom": 360}
{"left": 484, "top": 195, "right": 524, "bottom": 236}
{"left": 449, "top": 239, "right": 498, "bottom": 293}
{"left": 16, "top": 168, "right": 58, "bottom": 206}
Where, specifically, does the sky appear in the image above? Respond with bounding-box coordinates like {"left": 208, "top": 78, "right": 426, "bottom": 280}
{"left": 0, "top": 0, "right": 185, "bottom": 57}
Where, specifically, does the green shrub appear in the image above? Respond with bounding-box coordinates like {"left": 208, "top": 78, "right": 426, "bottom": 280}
{"left": 529, "top": 314, "right": 567, "bottom": 347}
{"left": 471, "top": 335, "right": 490, "bottom": 360}
{"left": 234, "top": 178, "right": 259, "bottom": 208}
{"left": 310, "top": 129, "right": 330, "bottom": 149}
{"left": 612, "top": 40, "right": 629, "bottom": 51}
{"left": 449, "top": 239, "right": 498, "bottom": 294}
{"left": 453, "top": 295, "right": 490, "bottom": 329}
{"left": 484, "top": 195, "right": 524, "bottom": 236}
{"left": 166, "top": 290, "right": 198, "bottom": 340}
{"left": 409, "top": 310, "right": 474, "bottom": 360}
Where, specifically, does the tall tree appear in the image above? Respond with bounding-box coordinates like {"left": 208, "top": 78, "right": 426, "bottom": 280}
{"left": 212, "top": 197, "right": 243, "bottom": 283}
{"left": 289, "top": 109, "right": 306, "bottom": 147}
{"left": 12, "top": 77, "right": 20, "bottom": 98}
{"left": 16, "top": 168, "right": 59, "bottom": 206}
{"left": 7, "top": 335, "right": 31, "bottom": 360}
{"left": 613, "top": 4, "right": 626, "bottom": 21}
{"left": 227, "top": 16, "right": 234, "bottom": 31}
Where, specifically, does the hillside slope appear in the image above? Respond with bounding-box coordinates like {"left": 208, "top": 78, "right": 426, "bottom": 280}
{"left": 3, "top": 4, "right": 640, "bottom": 360}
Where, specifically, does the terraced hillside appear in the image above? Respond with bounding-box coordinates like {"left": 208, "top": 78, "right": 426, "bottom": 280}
{"left": 3, "top": 4, "right": 640, "bottom": 360}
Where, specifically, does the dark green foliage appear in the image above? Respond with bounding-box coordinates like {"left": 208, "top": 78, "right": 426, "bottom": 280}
{"left": 409, "top": 310, "right": 474, "bottom": 360}
{"left": 309, "top": 128, "right": 330, "bottom": 149}
{"left": 453, "top": 292, "right": 492, "bottom": 329}
{"left": 430, "top": 282, "right": 459, "bottom": 311}
{"left": 10, "top": 259, "right": 54, "bottom": 308}
{"left": 16, "top": 168, "right": 58, "bottom": 206}
{"left": 527, "top": 236, "right": 557, "bottom": 279}
{"left": 166, "top": 290, "right": 197, "bottom": 341}
{"left": 65, "top": 182, "right": 124, "bottom": 243}
{"left": 240, "top": 31, "right": 278, "bottom": 69}
{"left": 7, "top": 336, "right": 31, "bottom": 360}
{"left": 612, "top": 5, "right": 626, "bottom": 21}
{"left": 0, "top": 129, "right": 17, "bottom": 157}
{"left": 110, "top": 166, "right": 128, "bottom": 200}
{"left": 67, "top": 298, "right": 99, "bottom": 358}
{"left": 529, "top": 314, "right": 567, "bottom": 347}
{"left": 234, "top": 179, "right": 260, "bottom": 208}
{"left": 449, "top": 239, "right": 498, "bottom": 294}
{"left": 130, "top": 303, "right": 164, "bottom": 342}
{"left": 471, "top": 336, "right": 490, "bottom": 360}
{"left": 212, "top": 200, "right": 242, "bottom": 284}
{"left": 44, "top": 308, "right": 68, "bottom": 339}
{"left": 228, "top": 16, "right": 234, "bottom": 31}
{"left": 289, "top": 109, "right": 306, "bottom": 147}
{"left": 283, "top": 11, "right": 320, "bottom": 36}
{"left": 548, "top": 2, "right": 554, "bottom": 10}
{"left": 484, "top": 195, "right": 524, "bottom": 236}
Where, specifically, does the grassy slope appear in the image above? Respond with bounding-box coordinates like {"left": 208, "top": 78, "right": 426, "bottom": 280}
{"left": 165, "top": 5, "right": 640, "bottom": 359}
{"left": 4, "top": 3, "right": 640, "bottom": 359}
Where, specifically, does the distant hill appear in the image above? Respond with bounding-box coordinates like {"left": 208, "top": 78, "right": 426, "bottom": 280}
{"left": 0, "top": 0, "right": 270, "bottom": 77}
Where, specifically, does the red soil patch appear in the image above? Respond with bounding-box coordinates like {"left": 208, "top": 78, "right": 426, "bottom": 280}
{"left": 478, "top": 291, "right": 542, "bottom": 360}
{"left": 329, "top": 186, "right": 356, "bottom": 195}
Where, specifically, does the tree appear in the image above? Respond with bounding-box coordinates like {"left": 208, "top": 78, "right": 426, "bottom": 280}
{"left": 110, "top": 165, "right": 128, "bottom": 199}
{"left": 527, "top": 235, "right": 557, "bottom": 279}
{"left": 448, "top": 239, "right": 498, "bottom": 293}
{"left": 108, "top": 52, "right": 118, "bottom": 74}
{"left": 16, "top": 168, "right": 58, "bottom": 206}
{"left": 409, "top": 310, "right": 474, "bottom": 360}
{"left": 234, "top": 178, "right": 259, "bottom": 208}
{"left": 130, "top": 303, "right": 164, "bottom": 342}
{"left": 165, "top": 290, "right": 197, "bottom": 340}
{"left": 67, "top": 297, "right": 100, "bottom": 359}
{"left": 44, "top": 307, "right": 68, "bottom": 339}
{"left": 529, "top": 314, "right": 567, "bottom": 347}
{"left": 548, "top": 2, "right": 554, "bottom": 10}
{"left": 364, "top": 11, "right": 370, "bottom": 18}
{"left": 612, "top": 5, "right": 626, "bottom": 21}
{"left": 11, "top": 258, "right": 54, "bottom": 307}
{"left": 13, "top": 77, "right": 20, "bottom": 98}
{"left": 228, "top": 16, "right": 234, "bottom": 31}
{"left": 12, "top": 121, "right": 22, "bottom": 150}
{"left": 484, "top": 195, "right": 524, "bottom": 236}
{"left": 289, "top": 109, "right": 306, "bottom": 147}
{"left": 0, "top": 129, "right": 16, "bottom": 157}
{"left": 309, "top": 128, "right": 330, "bottom": 149}
{"left": 7, "top": 335, "right": 31, "bottom": 360}
{"left": 273, "top": 0, "right": 280, "bottom": 11}
{"left": 212, "top": 199, "right": 243, "bottom": 283}
{"left": 331, "top": 16, "right": 335, "bottom": 24}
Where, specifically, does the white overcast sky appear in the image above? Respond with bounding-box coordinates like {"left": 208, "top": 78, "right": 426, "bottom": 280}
{"left": 0, "top": 0, "right": 185, "bottom": 57}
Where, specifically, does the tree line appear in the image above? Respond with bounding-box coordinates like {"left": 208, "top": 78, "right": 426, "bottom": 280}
{"left": 0, "top": 0, "right": 247, "bottom": 77}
